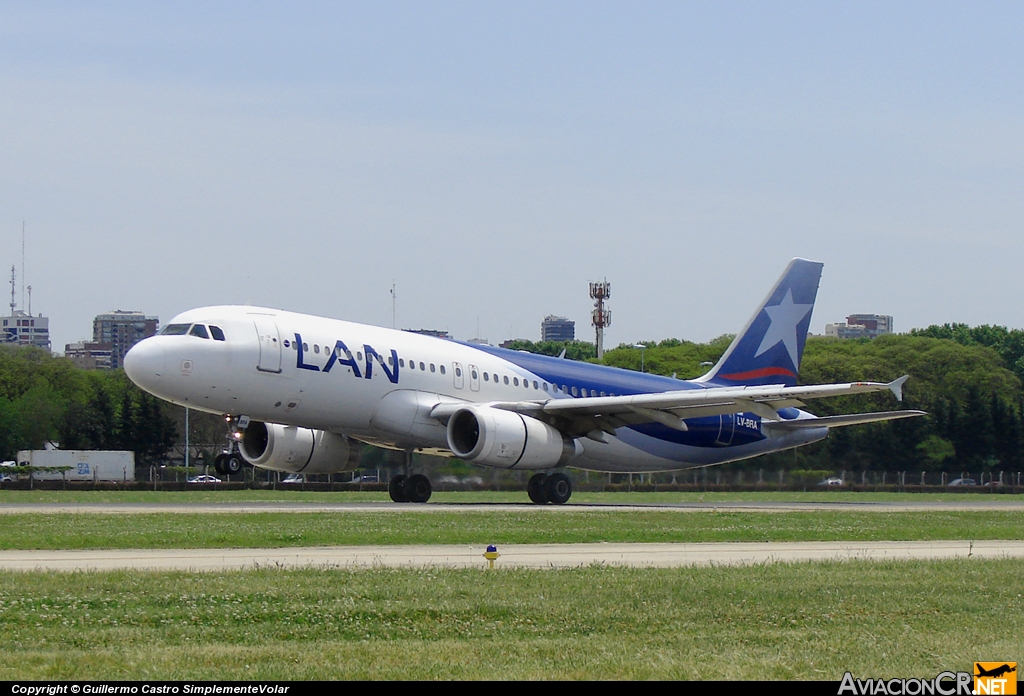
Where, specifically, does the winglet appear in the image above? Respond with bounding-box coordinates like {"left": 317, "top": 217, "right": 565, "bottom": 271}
{"left": 558, "top": 348, "right": 567, "bottom": 359}
{"left": 887, "top": 375, "right": 909, "bottom": 402}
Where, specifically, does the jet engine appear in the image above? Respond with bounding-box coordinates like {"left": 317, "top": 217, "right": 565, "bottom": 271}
{"left": 238, "top": 421, "right": 360, "bottom": 474}
{"left": 446, "top": 405, "right": 575, "bottom": 469}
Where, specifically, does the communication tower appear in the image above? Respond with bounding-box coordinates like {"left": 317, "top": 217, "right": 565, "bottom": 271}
{"left": 590, "top": 279, "right": 611, "bottom": 359}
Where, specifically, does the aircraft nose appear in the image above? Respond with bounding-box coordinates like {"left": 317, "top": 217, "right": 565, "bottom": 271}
{"left": 124, "top": 339, "right": 166, "bottom": 393}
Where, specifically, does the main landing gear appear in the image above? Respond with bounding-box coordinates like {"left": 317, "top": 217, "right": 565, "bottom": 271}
{"left": 527, "top": 472, "right": 572, "bottom": 505}
{"left": 389, "top": 449, "right": 432, "bottom": 503}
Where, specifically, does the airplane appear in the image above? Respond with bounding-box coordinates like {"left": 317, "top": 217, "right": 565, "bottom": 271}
{"left": 124, "top": 258, "right": 924, "bottom": 504}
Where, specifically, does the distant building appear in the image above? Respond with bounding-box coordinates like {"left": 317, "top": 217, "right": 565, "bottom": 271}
{"left": 541, "top": 315, "right": 575, "bottom": 342}
{"left": 65, "top": 341, "right": 113, "bottom": 369}
{"left": 403, "top": 328, "right": 451, "bottom": 339}
{"left": 466, "top": 338, "right": 491, "bottom": 346}
{"left": 93, "top": 311, "right": 159, "bottom": 369}
{"left": 826, "top": 314, "right": 894, "bottom": 340}
{"left": 1, "top": 310, "right": 50, "bottom": 351}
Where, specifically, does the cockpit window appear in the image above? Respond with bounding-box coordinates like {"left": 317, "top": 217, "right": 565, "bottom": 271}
{"left": 209, "top": 325, "right": 225, "bottom": 341}
{"left": 161, "top": 324, "right": 191, "bottom": 335}
{"left": 189, "top": 324, "right": 210, "bottom": 339}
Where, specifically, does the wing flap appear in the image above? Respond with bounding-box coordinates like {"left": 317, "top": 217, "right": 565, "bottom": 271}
{"left": 764, "top": 410, "right": 926, "bottom": 431}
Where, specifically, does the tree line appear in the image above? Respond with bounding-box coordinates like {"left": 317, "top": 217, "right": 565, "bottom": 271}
{"left": 2, "top": 323, "right": 1023, "bottom": 472}
{"left": 0, "top": 346, "right": 176, "bottom": 463}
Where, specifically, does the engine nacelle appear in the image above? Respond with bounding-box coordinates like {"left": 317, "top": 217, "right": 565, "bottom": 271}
{"left": 239, "top": 421, "right": 360, "bottom": 474}
{"left": 446, "top": 405, "right": 575, "bottom": 469}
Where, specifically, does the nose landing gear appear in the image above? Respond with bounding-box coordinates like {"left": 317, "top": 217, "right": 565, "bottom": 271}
{"left": 214, "top": 416, "right": 248, "bottom": 477}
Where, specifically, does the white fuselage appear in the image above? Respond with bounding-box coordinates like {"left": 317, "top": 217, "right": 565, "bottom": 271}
{"left": 124, "top": 305, "right": 826, "bottom": 473}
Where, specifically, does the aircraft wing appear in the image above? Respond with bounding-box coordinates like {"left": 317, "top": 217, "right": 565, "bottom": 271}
{"left": 430, "top": 375, "right": 924, "bottom": 435}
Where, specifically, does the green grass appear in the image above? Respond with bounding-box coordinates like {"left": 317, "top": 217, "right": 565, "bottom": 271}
{"left": 1, "top": 559, "right": 1020, "bottom": 679}
{"left": 0, "top": 488, "right": 1019, "bottom": 504}
{"left": 1, "top": 510, "right": 1021, "bottom": 549}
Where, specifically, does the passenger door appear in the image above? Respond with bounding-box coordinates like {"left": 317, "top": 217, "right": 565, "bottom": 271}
{"left": 252, "top": 316, "right": 282, "bottom": 373}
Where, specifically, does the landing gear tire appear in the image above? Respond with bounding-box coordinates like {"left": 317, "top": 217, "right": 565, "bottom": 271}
{"left": 404, "top": 474, "right": 432, "bottom": 503}
{"left": 527, "top": 473, "right": 549, "bottom": 504}
{"left": 223, "top": 455, "right": 243, "bottom": 476}
{"left": 213, "top": 454, "right": 227, "bottom": 476}
{"left": 544, "top": 473, "right": 572, "bottom": 505}
{"left": 389, "top": 475, "right": 409, "bottom": 503}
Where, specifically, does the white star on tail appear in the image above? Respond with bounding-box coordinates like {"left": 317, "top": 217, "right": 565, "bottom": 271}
{"left": 754, "top": 289, "right": 814, "bottom": 369}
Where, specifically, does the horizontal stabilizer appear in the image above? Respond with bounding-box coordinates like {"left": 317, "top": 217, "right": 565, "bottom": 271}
{"left": 765, "top": 410, "right": 926, "bottom": 431}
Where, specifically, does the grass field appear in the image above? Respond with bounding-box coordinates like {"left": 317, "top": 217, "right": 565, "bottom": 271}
{"left": 0, "top": 509, "right": 1021, "bottom": 549}
{"left": 2, "top": 490, "right": 1018, "bottom": 680}
{"left": 1, "top": 559, "right": 1020, "bottom": 680}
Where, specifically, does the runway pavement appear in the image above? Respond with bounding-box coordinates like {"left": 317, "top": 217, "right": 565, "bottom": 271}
{"left": 1, "top": 499, "right": 1023, "bottom": 514}
{"left": 1, "top": 540, "right": 1022, "bottom": 572}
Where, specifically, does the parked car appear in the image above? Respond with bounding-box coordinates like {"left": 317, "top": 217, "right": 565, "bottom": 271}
{"left": 282, "top": 474, "right": 305, "bottom": 484}
{"left": 948, "top": 478, "right": 977, "bottom": 486}
{"left": 187, "top": 475, "right": 222, "bottom": 484}
{"left": 818, "top": 477, "right": 844, "bottom": 487}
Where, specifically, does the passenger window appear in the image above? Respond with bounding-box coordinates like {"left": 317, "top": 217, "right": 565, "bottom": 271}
{"left": 399, "top": 358, "right": 405, "bottom": 367}
{"left": 533, "top": 381, "right": 538, "bottom": 389}
{"left": 388, "top": 356, "right": 394, "bottom": 365}
{"left": 513, "top": 377, "right": 519, "bottom": 386}
{"left": 209, "top": 326, "right": 226, "bottom": 341}
{"left": 303, "top": 343, "right": 308, "bottom": 351}
{"left": 571, "top": 386, "right": 578, "bottom": 396}
{"left": 455, "top": 366, "right": 462, "bottom": 377}
{"left": 357, "top": 351, "right": 363, "bottom": 361}
{"left": 430, "top": 364, "right": 436, "bottom": 373}
{"left": 314, "top": 344, "right": 320, "bottom": 354}
{"left": 503, "top": 376, "right": 509, "bottom": 385}
{"left": 440, "top": 365, "right": 446, "bottom": 375}
{"left": 471, "top": 369, "right": 477, "bottom": 379}
{"left": 542, "top": 383, "right": 548, "bottom": 391}
{"left": 409, "top": 361, "right": 415, "bottom": 370}
{"left": 419, "top": 362, "right": 425, "bottom": 371}
{"left": 484, "top": 373, "right": 489, "bottom": 381}
{"left": 189, "top": 324, "right": 209, "bottom": 339}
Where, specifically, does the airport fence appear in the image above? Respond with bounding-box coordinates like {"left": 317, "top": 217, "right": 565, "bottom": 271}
{"left": 0, "top": 465, "right": 1022, "bottom": 494}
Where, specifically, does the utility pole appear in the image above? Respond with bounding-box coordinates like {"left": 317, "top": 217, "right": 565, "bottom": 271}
{"left": 184, "top": 407, "right": 190, "bottom": 472}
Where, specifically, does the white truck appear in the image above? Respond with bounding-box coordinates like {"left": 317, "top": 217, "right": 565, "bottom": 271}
{"left": 16, "top": 450, "right": 136, "bottom": 482}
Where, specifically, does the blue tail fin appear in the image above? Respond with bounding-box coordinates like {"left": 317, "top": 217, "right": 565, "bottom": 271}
{"left": 699, "top": 258, "right": 823, "bottom": 387}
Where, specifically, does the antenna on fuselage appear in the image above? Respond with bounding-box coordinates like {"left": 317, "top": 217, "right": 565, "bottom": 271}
{"left": 390, "top": 281, "right": 396, "bottom": 329}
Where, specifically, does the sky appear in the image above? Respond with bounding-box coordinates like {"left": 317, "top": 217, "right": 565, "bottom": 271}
{"left": 1, "top": 1, "right": 1023, "bottom": 354}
